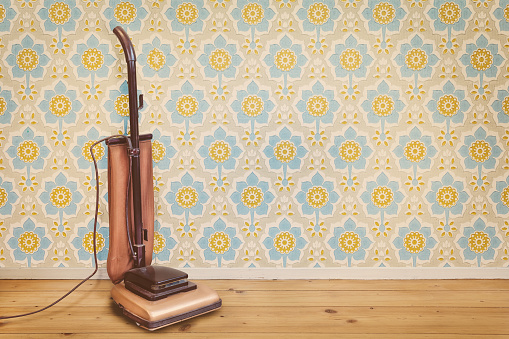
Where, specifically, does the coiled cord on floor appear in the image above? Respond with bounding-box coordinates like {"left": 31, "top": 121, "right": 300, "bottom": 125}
{"left": 0, "top": 134, "right": 132, "bottom": 320}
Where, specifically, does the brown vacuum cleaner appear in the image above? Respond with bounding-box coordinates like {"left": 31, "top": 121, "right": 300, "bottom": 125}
{"left": 106, "top": 26, "right": 222, "bottom": 331}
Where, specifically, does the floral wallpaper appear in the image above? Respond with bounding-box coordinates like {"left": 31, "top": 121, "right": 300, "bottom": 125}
{"left": 1, "top": 0, "right": 509, "bottom": 271}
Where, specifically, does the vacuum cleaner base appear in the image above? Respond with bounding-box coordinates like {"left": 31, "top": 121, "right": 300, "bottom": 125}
{"left": 111, "top": 282, "right": 222, "bottom": 330}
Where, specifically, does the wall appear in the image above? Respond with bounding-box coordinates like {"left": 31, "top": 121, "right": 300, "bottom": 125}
{"left": 1, "top": 0, "right": 508, "bottom": 275}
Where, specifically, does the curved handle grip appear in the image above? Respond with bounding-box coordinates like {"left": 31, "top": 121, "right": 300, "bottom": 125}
{"left": 113, "top": 26, "right": 136, "bottom": 62}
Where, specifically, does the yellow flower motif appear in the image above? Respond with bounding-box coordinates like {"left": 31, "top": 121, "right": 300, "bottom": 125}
{"left": 81, "top": 48, "right": 104, "bottom": 71}
{"left": 468, "top": 231, "right": 490, "bottom": 254}
{"left": 306, "top": 95, "right": 329, "bottom": 117}
{"left": 209, "top": 231, "right": 231, "bottom": 254}
{"left": 504, "top": 5, "right": 509, "bottom": 22}
{"left": 0, "top": 187, "right": 7, "bottom": 208}
{"left": 82, "top": 140, "right": 105, "bottom": 162}
{"left": 18, "top": 231, "right": 40, "bottom": 254}
{"left": 0, "top": 97, "right": 7, "bottom": 116}
{"left": 241, "top": 186, "right": 264, "bottom": 208}
{"left": 502, "top": 96, "right": 509, "bottom": 116}
{"left": 501, "top": 187, "right": 509, "bottom": 208}
{"left": 147, "top": 48, "right": 166, "bottom": 71}
{"left": 241, "top": 95, "right": 264, "bottom": 117}
{"left": 469, "top": 140, "right": 492, "bottom": 163}
{"left": 176, "top": 95, "right": 199, "bottom": 117}
{"left": 372, "top": 94, "right": 394, "bottom": 117}
{"left": 16, "top": 48, "right": 39, "bottom": 72}
{"left": 50, "top": 186, "right": 72, "bottom": 208}
{"left": 17, "top": 140, "right": 40, "bottom": 163}
{"left": 338, "top": 231, "right": 361, "bottom": 254}
{"left": 306, "top": 186, "right": 329, "bottom": 209}
{"left": 273, "top": 231, "right": 296, "bottom": 254}
{"left": 49, "top": 2, "right": 71, "bottom": 25}
{"left": 339, "top": 140, "right": 362, "bottom": 163}
{"left": 209, "top": 140, "right": 231, "bottom": 163}
{"left": 403, "top": 231, "right": 426, "bottom": 253}
{"left": 176, "top": 186, "right": 199, "bottom": 209}
{"left": 371, "top": 186, "right": 394, "bottom": 209}
{"left": 470, "top": 48, "right": 493, "bottom": 71}
{"left": 176, "top": 2, "right": 199, "bottom": 25}
{"left": 153, "top": 231, "right": 165, "bottom": 253}
{"left": 438, "top": 2, "right": 461, "bottom": 25}
{"left": 49, "top": 94, "right": 72, "bottom": 117}
{"left": 274, "top": 140, "right": 296, "bottom": 163}
{"left": 307, "top": 2, "right": 330, "bottom": 26}
{"left": 82, "top": 231, "right": 105, "bottom": 254}
{"left": 209, "top": 48, "right": 232, "bottom": 72}
{"left": 405, "top": 48, "right": 428, "bottom": 71}
{"left": 274, "top": 48, "right": 297, "bottom": 72}
{"left": 436, "top": 185, "right": 458, "bottom": 208}
{"left": 0, "top": 5, "right": 5, "bottom": 23}
{"left": 404, "top": 140, "right": 427, "bottom": 163}
{"left": 114, "top": 1, "right": 137, "bottom": 25}
{"left": 242, "top": 3, "right": 264, "bottom": 25}
{"left": 113, "top": 94, "right": 129, "bottom": 116}
{"left": 339, "top": 48, "right": 362, "bottom": 71}
{"left": 372, "top": 2, "right": 396, "bottom": 25}
{"left": 437, "top": 94, "right": 459, "bottom": 117}
{"left": 151, "top": 140, "right": 165, "bottom": 163}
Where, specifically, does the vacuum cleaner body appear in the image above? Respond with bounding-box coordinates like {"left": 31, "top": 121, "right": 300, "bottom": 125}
{"left": 107, "top": 26, "right": 221, "bottom": 330}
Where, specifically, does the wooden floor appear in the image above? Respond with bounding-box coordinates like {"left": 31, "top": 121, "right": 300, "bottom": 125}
{"left": 0, "top": 279, "right": 508, "bottom": 338}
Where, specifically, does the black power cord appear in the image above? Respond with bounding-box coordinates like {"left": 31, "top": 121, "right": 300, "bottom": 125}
{"left": 0, "top": 134, "right": 133, "bottom": 320}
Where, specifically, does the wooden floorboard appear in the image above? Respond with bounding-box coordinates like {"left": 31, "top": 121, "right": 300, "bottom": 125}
{"left": 0, "top": 279, "right": 508, "bottom": 337}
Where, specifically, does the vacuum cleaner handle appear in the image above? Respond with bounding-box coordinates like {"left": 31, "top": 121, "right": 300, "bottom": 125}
{"left": 113, "top": 26, "right": 145, "bottom": 268}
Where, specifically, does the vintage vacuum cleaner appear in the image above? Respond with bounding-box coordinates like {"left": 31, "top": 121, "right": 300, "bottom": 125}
{"left": 106, "top": 26, "right": 222, "bottom": 330}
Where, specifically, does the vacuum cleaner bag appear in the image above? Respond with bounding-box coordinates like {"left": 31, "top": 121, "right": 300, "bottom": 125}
{"left": 107, "top": 135, "right": 154, "bottom": 284}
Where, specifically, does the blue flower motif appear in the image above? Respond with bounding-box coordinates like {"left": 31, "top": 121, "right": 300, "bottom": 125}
{"left": 6, "top": 127, "right": 50, "bottom": 187}
{"left": 232, "top": 81, "right": 274, "bottom": 141}
{"left": 231, "top": 0, "right": 275, "bottom": 33}
{"left": 198, "top": 127, "right": 242, "bottom": 188}
{"left": 198, "top": 218, "right": 242, "bottom": 267}
{"left": 0, "top": 177, "right": 19, "bottom": 216}
{"left": 39, "top": 172, "right": 83, "bottom": 220}
{"left": 393, "top": 218, "right": 437, "bottom": 266}
{"left": 330, "top": 35, "right": 373, "bottom": 94}
{"left": 7, "top": 218, "right": 51, "bottom": 267}
{"left": 362, "top": 0, "right": 406, "bottom": 50}
{"left": 493, "top": 0, "right": 509, "bottom": 32}
{"left": 427, "top": 0, "right": 471, "bottom": 30}
{"left": 360, "top": 172, "right": 403, "bottom": 235}
{"left": 327, "top": 218, "right": 372, "bottom": 267}
{"left": 6, "top": 35, "right": 50, "bottom": 80}
{"left": 70, "top": 34, "right": 116, "bottom": 80}
{"left": 457, "top": 218, "right": 502, "bottom": 266}
{"left": 198, "top": 34, "right": 242, "bottom": 80}
{"left": 102, "top": 0, "right": 148, "bottom": 31}
{"left": 0, "top": 86, "right": 18, "bottom": 125}
{"left": 491, "top": 87, "right": 509, "bottom": 124}
{"left": 152, "top": 220, "right": 177, "bottom": 263}
{"left": 0, "top": 0, "right": 17, "bottom": 32}
{"left": 490, "top": 176, "right": 509, "bottom": 215}
{"left": 393, "top": 126, "right": 437, "bottom": 182}
{"left": 427, "top": 80, "right": 469, "bottom": 129}
{"left": 263, "top": 127, "right": 307, "bottom": 189}
{"left": 328, "top": 127, "right": 372, "bottom": 188}
{"left": 297, "top": 0, "right": 340, "bottom": 32}
{"left": 458, "top": 127, "right": 502, "bottom": 187}
{"left": 264, "top": 35, "right": 308, "bottom": 79}
{"left": 361, "top": 80, "right": 404, "bottom": 140}
{"left": 105, "top": 81, "right": 146, "bottom": 134}
{"left": 151, "top": 129, "right": 177, "bottom": 170}
{"left": 138, "top": 36, "right": 177, "bottom": 79}
{"left": 165, "top": 80, "right": 209, "bottom": 140}
{"left": 165, "top": 0, "right": 209, "bottom": 33}
{"left": 71, "top": 127, "right": 108, "bottom": 171}
{"left": 37, "top": 0, "right": 81, "bottom": 32}
{"left": 262, "top": 218, "right": 307, "bottom": 267}
{"left": 459, "top": 35, "right": 504, "bottom": 83}
{"left": 71, "top": 219, "right": 109, "bottom": 263}
{"left": 39, "top": 81, "right": 81, "bottom": 141}
{"left": 395, "top": 34, "right": 438, "bottom": 80}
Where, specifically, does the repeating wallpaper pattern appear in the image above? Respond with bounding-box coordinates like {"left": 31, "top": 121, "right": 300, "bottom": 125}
{"left": 1, "top": 0, "right": 509, "bottom": 270}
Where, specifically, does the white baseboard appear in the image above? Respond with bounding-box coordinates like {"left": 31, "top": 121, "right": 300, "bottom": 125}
{"left": 1, "top": 267, "right": 508, "bottom": 280}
